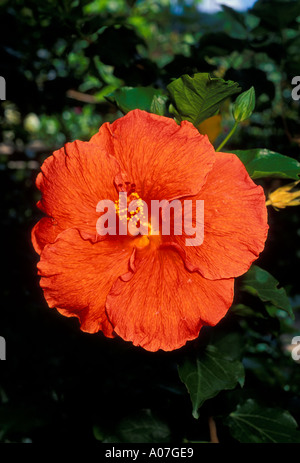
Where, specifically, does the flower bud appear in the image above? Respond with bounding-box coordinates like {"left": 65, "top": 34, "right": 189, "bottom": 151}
{"left": 233, "top": 86, "right": 255, "bottom": 122}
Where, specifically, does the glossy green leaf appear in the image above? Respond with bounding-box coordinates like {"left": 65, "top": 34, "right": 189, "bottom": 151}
{"left": 231, "top": 148, "right": 300, "bottom": 180}
{"left": 178, "top": 338, "right": 244, "bottom": 419}
{"left": 226, "top": 399, "right": 300, "bottom": 443}
{"left": 241, "top": 265, "right": 293, "bottom": 318}
{"left": 106, "top": 86, "right": 165, "bottom": 114}
{"left": 167, "top": 73, "right": 241, "bottom": 126}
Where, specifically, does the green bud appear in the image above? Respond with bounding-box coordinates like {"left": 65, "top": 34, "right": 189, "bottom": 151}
{"left": 232, "top": 86, "right": 255, "bottom": 122}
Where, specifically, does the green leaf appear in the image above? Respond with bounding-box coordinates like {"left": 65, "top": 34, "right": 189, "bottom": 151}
{"left": 231, "top": 303, "right": 267, "bottom": 319}
{"left": 226, "top": 399, "right": 300, "bottom": 443}
{"left": 251, "top": 1, "right": 300, "bottom": 30}
{"left": 232, "top": 86, "right": 255, "bottom": 122}
{"left": 150, "top": 94, "right": 168, "bottom": 116}
{"left": 106, "top": 86, "right": 165, "bottom": 114}
{"left": 221, "top": 4, "right": 247, "bottom": 30}
{"left": 117, "top": 410, "right": 171, "bottom": 443}
{"left": 167, "top": 73, "right": 241, "bottom": 126}
{"left": 231, "top": 148, "right": 300, "bottom": 180}
{"left": 178, "top": 337, "right": 245, "bottom": 419}
{"left": 93, "top": 410, "right": 170, "bottom": 443}
{"left": 241, "top": 265, "right": 293, "bottom": 319}
{"left": 93, "top": 426, "right": 122, "bottom": 443}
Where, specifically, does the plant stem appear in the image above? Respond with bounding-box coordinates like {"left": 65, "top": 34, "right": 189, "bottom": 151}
{"left": 208, "top": 416, "right": 219, "bottom": 443}
{"left": 216, "top": 121, "right": 239, "bottom": 152}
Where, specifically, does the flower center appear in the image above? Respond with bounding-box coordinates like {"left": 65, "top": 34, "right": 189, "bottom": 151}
{"left": 114, "top": 182, "right": 151, "bottom": 248}
{"left": 115, "top": 189, "right": 148, "bottom": 223}
{"left": 113, "top": 180, "right": 162, "bottom": 250}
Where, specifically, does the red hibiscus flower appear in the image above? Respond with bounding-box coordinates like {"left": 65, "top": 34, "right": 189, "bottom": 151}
{"left": 32, "top": 109, "right": 268, "bottom": 352}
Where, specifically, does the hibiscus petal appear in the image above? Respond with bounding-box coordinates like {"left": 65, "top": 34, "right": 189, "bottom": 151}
{"left": 106, "top": 247, "right": 234, "bottom": 352}
{"left": 32, "top": 217, "right": 60, "bottom": 255}
{"left": 37, "top": 228, "right": 133, "bottom": 336}
{"left": 90, "top": 109, "right": 216, "bottom": 201}
{"left": 34, "top": 141, "right": 123, "bottom": 252}
{"left": 164, "top": 152, "right": 269, "bottom": 279}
